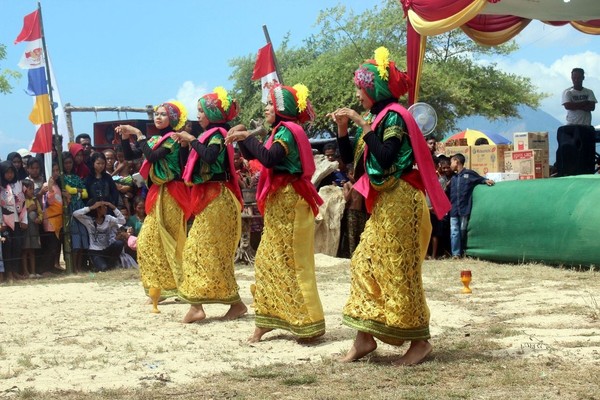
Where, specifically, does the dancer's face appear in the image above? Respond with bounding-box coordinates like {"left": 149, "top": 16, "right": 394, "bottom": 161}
{"left": 154, "top": 106, "right": 170, "bottom": 130}
{"left": 265, "top": 101, "right": 276, "bottom": 125}
{"left": 356, "top": 88, "right": 373, "bottom": 111}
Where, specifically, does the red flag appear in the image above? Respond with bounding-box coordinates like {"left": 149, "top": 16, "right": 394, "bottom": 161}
{"left": 251, "top": 43, "right": 276, "bottom": 80}
{"left": 15, "top": 10, "right": 41, "bottom": 44}
{"left": 30, "top": 123, "right": 53, "bottom": 153}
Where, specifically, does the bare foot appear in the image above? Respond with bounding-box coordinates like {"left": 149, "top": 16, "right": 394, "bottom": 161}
{"left": 393, "top": 340, "right": 432, "bottom": 366}
{"left": 248, "top": 327, "right": 273, "bottom": 343}
{"left": 221, "top": 301, "right": 248, "bottom": 321}
{"left": 339, "top": 331, "right": 377, "bottom": 362}
{"left": 182, "top": 305, "right": 206, "bottom": 323}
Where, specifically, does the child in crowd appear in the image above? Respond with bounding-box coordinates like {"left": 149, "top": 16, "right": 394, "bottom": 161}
{"left": 21, "top": 179, "right": 43, "bottom": 278}
{"left": 61, "top": 151, "right": 89, "bottom": 273}
{"left": 127, "top": 196, "right": 145, "bottom": 236}
{"left": 449, "top": 153, "right": 494, "bottom": 257}
{"left": 0, "top": 161, "right": 27, "bottom": 283}
{"left": 42, "top": 162, "right": 64, "bottom": 271}
{"left": 113, "top": 160, "right": 135, "bottom": 212}
{"left": 342, "top": 163, "right": 368, "bottom": 256}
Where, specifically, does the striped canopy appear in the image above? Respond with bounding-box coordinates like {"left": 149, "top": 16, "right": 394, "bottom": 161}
{"left": 442, "top": 128, "right": 511, "bottom": 145}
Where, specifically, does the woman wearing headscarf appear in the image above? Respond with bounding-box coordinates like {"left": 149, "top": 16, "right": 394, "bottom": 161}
{"left": 115, "top": 101, "right": 191, "bottom": 312}
{"left": 329, "top": 47, "right": 450, "bottom": 365}
{"left": 6, "top": 152, "right": 28, "bottom": 181}
{"left": 172, "top": 87, "right": 247, "bottom": 323}
{"left": 226, "top": 84, "right": 325, "bottom": 343}
{"left": 68, "top": 143, "right": 90, "bottom": 180}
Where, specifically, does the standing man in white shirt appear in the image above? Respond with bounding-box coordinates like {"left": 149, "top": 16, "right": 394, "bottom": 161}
{"left": 562, "top": 68, "right": 597, "bottom": 126}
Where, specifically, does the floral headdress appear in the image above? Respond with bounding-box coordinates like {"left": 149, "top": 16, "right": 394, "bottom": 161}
{"left": 198, "top": 87, "right": 239, "bottom": 123}
{"left": 353, "top": 46, "right": 411, "bottom": 103}
{"left": 156, "top": 100, "right": 188, "bottom": 131}
{"left": 269, "top": 83, "right": 315, "bottom": 124}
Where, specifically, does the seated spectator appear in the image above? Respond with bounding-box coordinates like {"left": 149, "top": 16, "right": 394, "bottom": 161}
{"left": 127, "top": 196, "right": 145, "bottom": 236}
{"left": 72, "top": 199, "right": 125, "bottom": 271}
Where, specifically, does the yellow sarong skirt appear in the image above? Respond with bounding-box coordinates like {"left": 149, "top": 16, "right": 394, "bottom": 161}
{"left": 254, "top": 183, "right": 325, "bottom": 338}
{"left": 342, "top": 179, "right": 432, "bottom": 343}
{"left": 178, "top": 186, "right": 242, "bottom": 304}
{"left": 137, "top": 186, "right": 186, "bottom": 296}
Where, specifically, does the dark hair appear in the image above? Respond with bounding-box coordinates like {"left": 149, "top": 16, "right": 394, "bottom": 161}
{"left": 474, "top": 138, "right": 489, "bottom": 146}
{"left": 572, "top": 67, "right": 585, "bottom": 75}
{"left": 437, "top": 155, "right": 451, "bottom": 165}
{"left": 22, "top": 178, "right": 34, "bottom": 190}
{"left": 27, "top": 157, "right": 41, "bottom": 168}
{"left": 323, "top": 143, "right": 337, "bottom": 152}
{"left": 75, "top": 133, "right": 91, "bottom": 143}
{"left": 451, "top": 153, "right": 466, "bottom": 165}
{"left": 90, "top": 152, "right": 107, "bottom": 164}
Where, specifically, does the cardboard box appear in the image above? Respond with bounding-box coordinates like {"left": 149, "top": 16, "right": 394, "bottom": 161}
{"left": 443, "top": 146, "right": 471, "bottom": 169}
{"left": 513, "top": 132, "right": 549, "bottom": 152}
{"left": 513, "top": 132, "right": 550, "bottom": 177}
{"left": 485, "top": 172, "right": 520, "bottom": 182}
{"left": 470, "top": 144, "right": 510, "bottom": 175}
{"left": 446, "top": 138, "right": 468, "bottom": 146}
{"left": 504, "top": 150, "right": 544, "bottom": 179}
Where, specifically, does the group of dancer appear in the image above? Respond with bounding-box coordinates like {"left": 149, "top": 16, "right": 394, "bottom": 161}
{"left": 114, "top": 47, "right": 450, "bottom": 365}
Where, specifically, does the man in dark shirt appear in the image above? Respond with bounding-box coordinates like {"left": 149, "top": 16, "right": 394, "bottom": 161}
{"left": 449, "top": 153, "right": 494, "bottom": 257}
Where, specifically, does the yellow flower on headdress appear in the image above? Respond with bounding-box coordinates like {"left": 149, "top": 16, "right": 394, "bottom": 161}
{"left": 293, "top": 84, "right": 309, "bottom": 112}
{"left": 374, "top": 46, "right": 390, "bottom": 81}
{"left": 213, "top": 86, "right": 230, "bottom": 112}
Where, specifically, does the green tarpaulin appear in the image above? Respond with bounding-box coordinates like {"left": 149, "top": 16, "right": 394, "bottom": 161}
{"left": 466, "top": 175, "right": 600, "bottom": 266}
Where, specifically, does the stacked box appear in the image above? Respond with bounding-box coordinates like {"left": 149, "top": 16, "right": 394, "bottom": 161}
{"left": 513, "top": 132, "right": 550, "bottom": 177}
{"left": 443, "top": 146, "right": 471, "bottom": 169}
{"left": 504, "top": 150, "right": 544, "bottom": 179}
{"left": 470, "top": 145, "right": 510, "bottom": 175}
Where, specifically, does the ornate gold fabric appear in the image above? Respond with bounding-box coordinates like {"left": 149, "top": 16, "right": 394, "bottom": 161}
{"left": 342, "top": 179, "right": 432, "bottom": 343}
{"left": 138, "top": 186, "right": 186, "bottom": 296}
{"left": 254, "top": 183, "right": 325, "bottom": 338}
{"left": 178, "top": 186, "right": 242, "bottom": 304}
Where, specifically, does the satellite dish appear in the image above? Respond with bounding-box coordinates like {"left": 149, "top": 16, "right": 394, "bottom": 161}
{"left": 408, "top": 102, "right": 437, "bottom": 136}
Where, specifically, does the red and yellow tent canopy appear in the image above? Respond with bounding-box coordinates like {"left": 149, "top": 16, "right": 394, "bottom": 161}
{"left": 442, "top": 128, "right": 511, "bottom": 146}
{"left": 400, "top": 0, "right": 600, "bottom": 104}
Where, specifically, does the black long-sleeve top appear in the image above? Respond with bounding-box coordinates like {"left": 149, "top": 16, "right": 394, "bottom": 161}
{"left": 238, "top": 135, "right": 286, "bottom": 169}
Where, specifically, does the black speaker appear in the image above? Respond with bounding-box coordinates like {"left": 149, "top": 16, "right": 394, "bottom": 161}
{"left": 555, "top": 125, "right": 596, "bottom": 176}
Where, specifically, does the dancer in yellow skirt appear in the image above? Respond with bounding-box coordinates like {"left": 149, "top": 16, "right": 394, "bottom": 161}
{"left": 115, "top": 101, "right": 191, "bottom": 311}
{"left": 329, "top": 47, "right": 451, "bottom": 364}
{"left": 226, "top": 84, "right": 325, "bottom": 342}
{"left": 173, "top": 87, "right": 247, "bottom": 323}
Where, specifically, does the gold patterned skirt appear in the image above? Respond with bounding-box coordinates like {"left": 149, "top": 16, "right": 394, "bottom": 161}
{"left": 342, "top": 179, "right": 432, "bottom": 344}
{"left": 138, "top": 186, "right": 186, "bottom": 296}
{"left": 254, "top": 183, "right": 325, "bottom": 338}
{"left": 178, "top": 185, "right": 242, "bottom": 304}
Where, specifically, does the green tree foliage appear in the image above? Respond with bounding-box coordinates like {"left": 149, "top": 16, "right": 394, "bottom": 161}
{"left": 0, "top": 43, "right": 21, "bottom": 94}
{"left": 229, "top": 0, "right": 545, "bottom": 139}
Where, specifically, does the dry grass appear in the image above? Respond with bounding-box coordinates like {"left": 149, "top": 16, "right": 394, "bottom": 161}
{"left": 1, "top": 258, "right": 599, "bottom": 400}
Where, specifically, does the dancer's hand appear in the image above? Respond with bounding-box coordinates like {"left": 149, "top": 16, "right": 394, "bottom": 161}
{"left": 225, "top": 129, "right": 250, "bottom": 144}
{"left": 172, "top": 131, "right": 194, "bottom": 143}
{"left": 115, "top": 125, "right": 142, "bottom": 140}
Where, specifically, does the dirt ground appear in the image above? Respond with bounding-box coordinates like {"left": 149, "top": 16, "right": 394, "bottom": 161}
{"left": 0, "top": 255, "right": 599, "bottom": 395}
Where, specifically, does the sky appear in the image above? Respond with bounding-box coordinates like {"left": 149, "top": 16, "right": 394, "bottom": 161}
{"left": 1, "top": 0, "right": 599, "bottom": 155}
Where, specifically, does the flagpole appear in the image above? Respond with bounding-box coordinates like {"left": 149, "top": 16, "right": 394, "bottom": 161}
{"left": 262, "top": 25, "right": 284, "bottom": 85}
{"left": 37, "top": 1, "right": 73, "bottom": 274}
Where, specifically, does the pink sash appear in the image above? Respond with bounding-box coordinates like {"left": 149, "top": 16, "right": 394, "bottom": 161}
{"left": 256, "top": 121, "right": 323, "bottom": 216}
{"left": 182, "top": 127, "right": 243, "bottom": 210}
{"left": 354, "top": 103, "right": 451, "bottom": 220}
{"left": 139, "top": 131, "right": 174, "bottom": 181}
